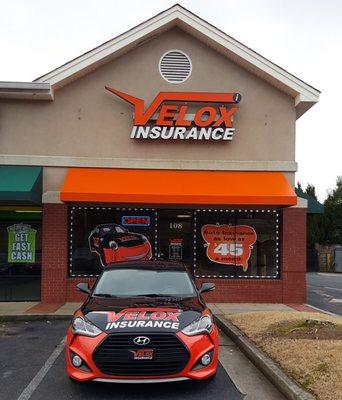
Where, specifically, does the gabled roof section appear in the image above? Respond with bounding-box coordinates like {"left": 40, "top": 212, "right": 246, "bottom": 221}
{"left": 4, "top": 4, "right": 320, "bottom": 117}
{"left": 0, "top": 81, "right": 53, "bottom": 100}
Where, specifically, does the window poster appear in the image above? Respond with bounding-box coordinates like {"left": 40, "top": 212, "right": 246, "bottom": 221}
{"left": 201, "top": 224, "right": 257, "bottom": 271}
{"left": 7, "top": 223, "right": 36, "bottom": 263}
{"left": 69, "top": 207, "right": 156, "bottom": 276}
{"left": 169, "top": 239, "right": 183, "bottom": 260}
{"left": 195, "top": 210, "right": 279, "bottom": 278}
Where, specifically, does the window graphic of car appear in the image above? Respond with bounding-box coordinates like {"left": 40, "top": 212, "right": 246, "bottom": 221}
{"left": 88, "top": 224, "right": 152, "bottom": 266}
{"left": 66, "top": 261, "right": 218, "bottom": 383}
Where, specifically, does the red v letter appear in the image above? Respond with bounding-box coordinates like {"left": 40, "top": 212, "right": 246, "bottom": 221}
{"left": 107, "top": 311, "right": 125, "bottom": 322}
{"left": 105, "top": 87, "right": 160, "bottom": 125}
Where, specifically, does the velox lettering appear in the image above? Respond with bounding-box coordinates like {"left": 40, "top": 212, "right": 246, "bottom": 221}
{"left": 105, "top": 310, "right": 181, "bottom": 331}
{"left": 106, "top": 88, "right": 241, "bottom": 142}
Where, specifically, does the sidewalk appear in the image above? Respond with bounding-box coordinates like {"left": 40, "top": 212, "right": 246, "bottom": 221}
{"left": 209, "top": 303, "right": 317, "bottom": 315}
{"left": 0, "top": 302, "right": 82, "bottom": 318}
{"left": 0, "top": 301, "right": 318, "bottom": 319}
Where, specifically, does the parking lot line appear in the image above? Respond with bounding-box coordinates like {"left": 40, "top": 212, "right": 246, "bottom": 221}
{"left": 17, "top": 337, "right": 66, "bottom": 400}
{"left": 324, "top": 286, "right": 342, "bottom": 292}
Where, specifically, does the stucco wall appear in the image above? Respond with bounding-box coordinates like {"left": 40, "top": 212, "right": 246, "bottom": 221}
{"left": 0, "top": 28, "right": 295, "bottom": 163}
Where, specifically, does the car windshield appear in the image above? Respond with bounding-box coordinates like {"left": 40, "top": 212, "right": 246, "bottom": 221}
{"left": 99, "top": 225, "right": 125, "bottom": 234}
{"left": 93, "top": 268, "right": 196, "bottom": 297}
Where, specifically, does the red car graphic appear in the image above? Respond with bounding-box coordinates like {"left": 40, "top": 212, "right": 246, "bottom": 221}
{"left": 88, "top": 224, "right": 152, "bottom": 266}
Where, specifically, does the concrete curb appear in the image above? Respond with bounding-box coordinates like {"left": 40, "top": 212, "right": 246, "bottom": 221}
{"left": 0, "top": 314, "right": 72, "bottom": 322}
{"left": 214, "top": 314, "right": 316, "bottom": 400}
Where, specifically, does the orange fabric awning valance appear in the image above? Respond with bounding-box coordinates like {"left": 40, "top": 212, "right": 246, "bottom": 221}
{"left": 60, "top": 168, "right": 296, "bottom": 206}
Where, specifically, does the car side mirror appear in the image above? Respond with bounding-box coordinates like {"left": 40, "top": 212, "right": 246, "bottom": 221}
{"left": 199, "top": 282, "right": 215, "bottom": 294}
{"left": 76, "top": 282, "right": 90, "bottom": 294}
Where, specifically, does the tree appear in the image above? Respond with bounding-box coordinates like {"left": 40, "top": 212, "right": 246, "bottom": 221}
{"left": 320, "top": 176, "right": 342, "bottom": 244}
{"left": 297, "top": 182, "right": 321, "bottom": 244}
{"left": 305, "top": 183, "right": 317, "bottom": 200}
{"left": 307, "top": 214, "right": 322, "bottom": 245}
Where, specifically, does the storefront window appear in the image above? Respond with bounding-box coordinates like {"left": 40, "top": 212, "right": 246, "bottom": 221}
{"left": 69, "top": 207, "right": 279, "bottom": 279}
{"left": 195, "top": 209, "right": 279, "bottom": 278}
{"left": 69, "top": 207, "right": 156, "bottom": 276}
{"left": 0, "top": 210, "right": 42, "bottom": 301}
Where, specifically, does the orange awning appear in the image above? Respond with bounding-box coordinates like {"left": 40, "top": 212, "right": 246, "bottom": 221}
{"left": 60, "top": 168, "right": 296, "bottom": 206}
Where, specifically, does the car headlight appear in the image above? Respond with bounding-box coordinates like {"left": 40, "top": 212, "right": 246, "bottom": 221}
{"left": 182, "top": 314, "right": 213, "bottom": 336}
{"left": 72, "top": 316, "right": 102, "bottom": 337}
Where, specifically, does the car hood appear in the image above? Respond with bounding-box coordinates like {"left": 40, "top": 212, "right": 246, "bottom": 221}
{"left": 81, "top": 296, "right": 205, "bottom": 334}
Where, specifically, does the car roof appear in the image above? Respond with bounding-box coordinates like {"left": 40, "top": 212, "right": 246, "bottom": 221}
{"left": 96, "top": 223, "right": 121, "bottom": 228}
{"left": 104, "top": 260, "right": 189, "bottom": 272}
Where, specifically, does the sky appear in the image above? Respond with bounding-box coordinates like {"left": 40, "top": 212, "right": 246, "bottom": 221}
{"left": 0, "top": 0, "right": 341, "bottom": 202}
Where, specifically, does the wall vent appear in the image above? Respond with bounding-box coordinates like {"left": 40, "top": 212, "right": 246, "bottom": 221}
{"left": 159, "top": 50, "right": 192, "bottom": 84}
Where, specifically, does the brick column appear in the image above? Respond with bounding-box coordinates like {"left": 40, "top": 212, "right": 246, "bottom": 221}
{"left": 281, "top": 207, "right": 307, "bottom": 303}
{"left": 195, "top": 278, "right": 283, "bottom": 303}
{"left": 41, "top": 203, "right": 68, "bottom": 303}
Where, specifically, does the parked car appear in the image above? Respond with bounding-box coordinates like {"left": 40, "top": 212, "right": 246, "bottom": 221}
{"left": 88, "top": 224, "right": 152, "bottom": 266}
{"left": 66, "top": 261, "right": 218, "bottom": 383}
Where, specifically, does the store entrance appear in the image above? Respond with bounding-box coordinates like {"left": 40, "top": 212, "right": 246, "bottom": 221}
{"left": 156, "top": 210, "right": 194, "bottom": 272}
{"left": 0, "top": 209, "right": 42, "bottom": 301}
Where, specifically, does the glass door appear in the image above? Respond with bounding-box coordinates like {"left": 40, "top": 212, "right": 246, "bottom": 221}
{"left": 156, "top": 210, "right": 194, "bottom": 272}
{"left": 0, "top": 209, "right": 42, "bottom": 301}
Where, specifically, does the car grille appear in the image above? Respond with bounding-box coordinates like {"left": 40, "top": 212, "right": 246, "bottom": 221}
{"left": 93, "top": 333, "right": 189, "bottom": 376}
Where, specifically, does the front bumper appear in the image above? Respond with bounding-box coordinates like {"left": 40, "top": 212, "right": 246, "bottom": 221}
{"left": 66, "top": 326, "right": 219, "bottom": 382}
{"left": 93, "top": 377, "right": 190, "bottom": 383}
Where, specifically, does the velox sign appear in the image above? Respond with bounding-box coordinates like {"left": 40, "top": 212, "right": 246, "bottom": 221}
{"left": 106, "top": 87, "right": 241, "bottom": 141}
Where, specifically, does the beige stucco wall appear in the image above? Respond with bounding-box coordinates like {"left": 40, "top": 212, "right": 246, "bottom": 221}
{"left": 0, "top": 28, "right": 296, "bottom": 191}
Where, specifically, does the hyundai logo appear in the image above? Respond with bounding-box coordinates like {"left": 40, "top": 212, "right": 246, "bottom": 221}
{"left": 133, "top": 336, "right": 150, "bottom": 346}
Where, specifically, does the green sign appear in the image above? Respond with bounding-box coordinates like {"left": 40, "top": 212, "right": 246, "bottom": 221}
{"left": 7, "top": 224, "right": 36, "bottom": 263}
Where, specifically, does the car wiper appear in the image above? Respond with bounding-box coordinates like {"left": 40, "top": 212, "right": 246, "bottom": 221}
{"left": 93, "top": 293, "right": 117, "bottom": 298}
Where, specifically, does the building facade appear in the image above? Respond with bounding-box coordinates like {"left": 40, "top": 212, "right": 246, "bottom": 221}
{"left": 0, "top": 5, "right": 319, "bottom": 303}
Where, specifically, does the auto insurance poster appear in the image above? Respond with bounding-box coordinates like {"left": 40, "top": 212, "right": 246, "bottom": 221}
{"left": 201, "top": 223, "right": 257, "bottom": 271}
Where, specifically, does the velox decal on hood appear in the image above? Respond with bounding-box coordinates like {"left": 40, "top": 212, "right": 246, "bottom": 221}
{"left": 85, "top": 307, "right": 201, "bottom": 333}
{"left": 106, "top": 310, "right": 181, "bottom": 331}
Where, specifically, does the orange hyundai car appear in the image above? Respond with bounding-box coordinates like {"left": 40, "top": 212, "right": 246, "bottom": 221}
{"left": 66, "top": 261, "right": 218, "bottom": 383}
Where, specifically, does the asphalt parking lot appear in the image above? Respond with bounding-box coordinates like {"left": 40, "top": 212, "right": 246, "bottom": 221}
{"left": 0, "top": 320, "right": 245, "bottom": 400}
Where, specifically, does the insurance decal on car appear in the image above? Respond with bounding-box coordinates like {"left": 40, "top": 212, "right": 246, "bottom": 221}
{"left": 105, "top": 310, "right": 181, "bottom": 331}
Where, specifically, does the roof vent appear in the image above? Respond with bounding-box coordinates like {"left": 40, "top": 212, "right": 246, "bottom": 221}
{"left": 159, "top": 50, "right": 192, "bottom": 84}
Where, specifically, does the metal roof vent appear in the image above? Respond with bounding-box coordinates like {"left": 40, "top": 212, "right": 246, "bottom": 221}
{"left": 159, "top": 50, "right": 192, "bottom": 84}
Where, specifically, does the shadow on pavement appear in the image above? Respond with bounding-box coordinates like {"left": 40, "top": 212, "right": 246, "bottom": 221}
{"left": 32, "top": 355, "right": 244, "bottom": 400}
